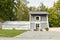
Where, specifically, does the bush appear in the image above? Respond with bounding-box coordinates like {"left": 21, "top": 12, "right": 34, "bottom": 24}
{"left": 34, "top": 29, "right": 36, "bottom": 31}
{"left": 12, "top": 28, "right": 15, "bottom": 30}
{"left": 40, "top": 29, "right": 43, "bottom": 31}
{"left": 45, "top": 27, "right": 49, "bottom": 31}
{"left": 0, "top": 28, "right": 2, "bottom": 30}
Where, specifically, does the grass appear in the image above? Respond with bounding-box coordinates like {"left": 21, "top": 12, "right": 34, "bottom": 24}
{"left": 0, "top": 30, "right": 27, "bottom": 37}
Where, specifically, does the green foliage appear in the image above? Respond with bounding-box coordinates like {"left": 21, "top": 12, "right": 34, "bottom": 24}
{"left": 0, "top": 0, "right": 29, "bottom": 21}
{"left": 29, "top": 3, "right": 48, "bottom": 12}
{"left": 29, "top": 7, "right": 38, "bottom": 11}
{"left": 45, "top": 28, "right": 49, "bottom": 31}
{"left": 48, "top": 8, "right": 59, "bottom": 27}
{"left": 15, "top": 0, "right": 29, "bottom": 21}
{"left": 54, "top": 0, "right": 60, "bottom": 10}
{"left": 0, "top": 0, "right": 17, "bottom": 21}
{"left": 0, "top": 30, "right": 27, "bottom": 37}
{"left": 40, "top": 3, "right": 48, "bottom": 11}
{"left": 48, "top": 0, "right": 60, "bottom": 27}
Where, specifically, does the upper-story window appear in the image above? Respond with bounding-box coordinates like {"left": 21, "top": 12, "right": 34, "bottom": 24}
{"left": 35, "top": 16, "right": 40, "bottom": 21}
{"left": 36, "top": 17, "right": 39, "bottom": 20}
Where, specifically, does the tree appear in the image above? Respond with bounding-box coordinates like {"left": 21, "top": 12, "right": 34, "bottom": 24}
{"left": 0, "top": 0, "right": 16, "bottom": 21}
{"left": 46, "top": 0, "right": 60, "bottom": 27}
{"left": 39, "top": 3, "right": 48, "bottom": 11}
{"left": 53, "top": 0, "right": 60, "bottom": 27}
{"left": 0, "top": 0, "right": 29, "bottom": 21}
{"left": 29, "top": 7, "right": 38, "bottom": 11}
{"left": 15, "top": 0, "right": 29, "bottom": 21}
{"left": 54, "top": 0, "right": 60, "bottom": 10}
{"left": 29, "top": 7, "right": 33, "bottom": 11}
{"left": 48, "top": 7, "right": 59, "bottom": 27}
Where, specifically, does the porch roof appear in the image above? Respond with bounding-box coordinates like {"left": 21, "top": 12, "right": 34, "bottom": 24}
{"left": 29, "top": 11, "right": 48, "bottom": 15}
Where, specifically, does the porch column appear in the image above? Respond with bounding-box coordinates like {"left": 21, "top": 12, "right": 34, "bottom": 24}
{"left": 47, "top": 15, "right": 49, "bottom": 28}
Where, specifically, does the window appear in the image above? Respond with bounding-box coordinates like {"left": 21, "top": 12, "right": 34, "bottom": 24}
{"left": 35, "top": 16, "right": 40, "bottom": 21}
{"left": 36, "top": 17, "right": 39, "bottom": 20}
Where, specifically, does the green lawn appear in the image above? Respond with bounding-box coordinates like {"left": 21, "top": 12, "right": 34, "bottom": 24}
{"left": 0, "top": 30, "right": 27, "bottom": 37}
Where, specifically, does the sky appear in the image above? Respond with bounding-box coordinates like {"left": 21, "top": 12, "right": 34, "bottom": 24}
{"left": 27, "top": 0, "right": 58, "bottom": 8}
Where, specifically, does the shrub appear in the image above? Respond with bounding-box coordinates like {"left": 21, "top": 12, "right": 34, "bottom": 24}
{"left": 12, "top": 28, "right": 15, "bottom": 30}
{"left": 0, "top": 28, "right": 2, "bottom": 30}
{"left": 34, "top": 29, "right": 36, "bottom": 31}
{"left": 45, "top": 27, "right": 49, "bottom": 31}
{"left": 40, "top": 29, "right": 43, "bottom": 31}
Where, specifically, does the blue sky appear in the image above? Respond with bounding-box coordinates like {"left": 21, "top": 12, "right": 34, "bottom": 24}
{"left": 27, "top": 0, "right": 58, "bottom": 8}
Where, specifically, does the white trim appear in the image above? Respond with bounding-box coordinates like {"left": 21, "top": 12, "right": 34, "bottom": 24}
{"left": 47, "top": 15, "right": 49, "bottom": 28}
{"left": 30, "top": 21, "right": 47, "bottom": 23}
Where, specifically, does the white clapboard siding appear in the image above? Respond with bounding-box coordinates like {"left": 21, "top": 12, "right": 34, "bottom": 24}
{"left": 2, "top": 21, "right": 30, "bottom": 30}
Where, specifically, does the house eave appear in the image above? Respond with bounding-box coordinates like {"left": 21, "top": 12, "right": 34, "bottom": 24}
{"left": 29, "top": 11, "right": 48, "bottom": 15}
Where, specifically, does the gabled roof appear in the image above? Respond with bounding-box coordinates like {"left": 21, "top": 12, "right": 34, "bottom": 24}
{"left": 29, "top": 11, "right": 48, "bottom": 14}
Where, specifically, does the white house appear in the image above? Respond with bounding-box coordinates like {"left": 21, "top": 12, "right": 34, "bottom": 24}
{"left": 29, "top": 11, "right": 49, "bottom": 31}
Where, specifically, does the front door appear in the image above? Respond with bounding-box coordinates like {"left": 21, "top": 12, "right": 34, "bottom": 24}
{"left": 36, "top": 24, "right": 39, "bottom": 31}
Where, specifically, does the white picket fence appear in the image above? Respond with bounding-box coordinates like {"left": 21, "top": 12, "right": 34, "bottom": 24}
{"left": 2, "top": 21, "right": 30, "bottom": 30}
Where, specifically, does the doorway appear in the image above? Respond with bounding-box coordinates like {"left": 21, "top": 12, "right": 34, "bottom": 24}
{"left": 36, "top": 24, "right": 39, "bottom": 31}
